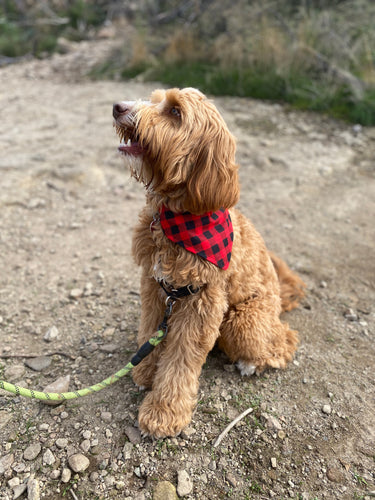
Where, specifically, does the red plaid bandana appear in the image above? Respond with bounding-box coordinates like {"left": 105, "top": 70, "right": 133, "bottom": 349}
{"left": 159, "top": 205, "right": 233, "bottom": 270}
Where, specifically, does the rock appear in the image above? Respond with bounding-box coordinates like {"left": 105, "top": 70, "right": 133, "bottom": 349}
{"left": 24, "top": 443, "right": 42, "bottom": 461}
{"left": 4, "top": 364, "right": 25, "bottom": 382}
{"left": 180, "top": 426, "right": 196, "bottom": 439}
{"left": 125, "top": 426, "right": 141, "bottom": 444}
{"left": 99, "top": 343, "right": 119, "bottom": 353}
{"left": 326, "top": 467, "right": 346, "bottom": 483}
{"left": 101, "top": 411, "right": 112, "bottom": 422}
{"left": 123, "top": 442, "right": 133, "bottom": 460}
{"left": 68, "top": 453, "right": 90, "bottom": 473}
{"left": 344, "top": 308, "right": 358, "bottom": 321}
{"left": 55, "top": 438, "right": 68, "bottom": 449}
{"left": 177, "top": 470, "right": 193, "bottom": 497}
{"left": 42, "top": 448, "right": 56, "bottom": 466}
{"left": 43, "top": 326, "right": 59, "bottom": 342}
{"left": 12, "top": 483, "right": 27, "bottom": 499}
{"left": 69, "top": 288, "right": 83, "bottom": 299}
{"left": 8, "top": 477, "right": 20, "bottom": 488}
{"left": 41, "top": 375, "right": 70, "bottom": 406}
{"left": 27, "top": 476, "right": 40, "bottom": 500}
{"left": 322, "top": 404, "right": 332, "bottom": 415}
{"left": 50, "top": 469, "right": 60, "bottom": 479}
{"left": 0, "top": 453, "right": 14, "bottom": 475}
{"left": 61, "top": 468, "right": 71, "bottom": 483}
{"left": 153, "top": 481, "right": 178, "bottom": 500}
{"left": 0, "top": 411, "right": 12, "bottom": 429}
{"left": 80, "top": 439, "right": 91, "bottom": 453}
{"left": 266, "top": 415, "right": 283, "bottom": 431}
{"left": 271, "top": 457, "right": 277, "bottom": 468}
{"left": 25, "top": 356, "right": 52, "bottom": 371}
{"left": 226, "top": 472, "right": 237, "bottom": 487}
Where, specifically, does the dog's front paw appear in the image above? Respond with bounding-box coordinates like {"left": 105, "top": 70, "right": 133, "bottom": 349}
{"left": 138, "top": 392, "right": 191, "bottom": 438}
{"left": 237, "top": 360, "right": 257, "bottom": 376}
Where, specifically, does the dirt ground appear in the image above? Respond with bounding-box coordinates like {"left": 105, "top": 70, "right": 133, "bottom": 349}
{"left": 0, "top": 40, "right": 374, "bottom": 500}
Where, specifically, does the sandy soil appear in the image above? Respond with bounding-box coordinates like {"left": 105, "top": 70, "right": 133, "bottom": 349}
{"left": 0, "top": 40, "right": 374, "bottom": 500}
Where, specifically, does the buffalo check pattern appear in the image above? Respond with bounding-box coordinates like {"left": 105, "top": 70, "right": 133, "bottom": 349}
{"left": 159, "top": 205, "right": 234, "bottom": 270}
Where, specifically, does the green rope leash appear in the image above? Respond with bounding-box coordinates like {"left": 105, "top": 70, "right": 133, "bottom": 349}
{"left": 0, "top": 327, "right": 167, "bottom": 402}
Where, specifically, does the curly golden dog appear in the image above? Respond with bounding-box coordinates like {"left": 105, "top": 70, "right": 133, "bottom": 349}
{"left": 113, "top": 87, "right": 305, "bottom": 438}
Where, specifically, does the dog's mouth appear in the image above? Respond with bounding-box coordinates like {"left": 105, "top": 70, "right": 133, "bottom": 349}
{"left": 115, "top": 125, "right": 143, "bottom": 157}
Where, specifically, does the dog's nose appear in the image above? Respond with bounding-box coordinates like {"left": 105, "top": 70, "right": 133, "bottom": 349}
{"left": 113, "top": 102, "right": 131, "bottom": 119}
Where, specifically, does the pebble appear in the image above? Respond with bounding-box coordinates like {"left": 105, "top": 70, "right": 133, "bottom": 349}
{"left": 0, "top": 411, "right": 13, "bottom": 429}
{"left": 25, "top": 356, "right": 52, "bottom": 372}
{"left": 8, "top": 477, "right": 20, "bottom": 488}
{"left": 24, "top": 443, "right": 42, "bottom": 461}
{"left": 42, "top": 449, "right": 56, "bottom": 466}
{"left": 56, "top": 438, "right": 68, "bottom": 449}
{"left": 80, "top": 439, "right": 91, "bottom": 453}
{"left": 153, "top": 481, "right": 178, "bottom": 500}
{"left": 100, "top": 343, "right": 119, "bottom": 353}
{"left": 265, "top": 415, "right": 283, "bottom": 431}
{"left": 69, "top": 288, "right": 83, "bottom": 299}
{"left": 27, "top": 476, "right": 40, "bottom": 500}
{"left": 123, "top": 442, "right": 133, "bottom": 460}
{"left": 0, "top": 453, "right": 14, "bottom": 476}
{"left": 180, "top": 426, "right": 196, "bottom": 439}
{"left": 344, "top": 308, "right": 358, "bottom": 321}
{"left": 226, "top": 472, "right": 237, "bottom": 487}
{"left": 68, "top": 453, "right": 90, "bottom": 472}
{"left": 177, "top": 470, "right": 193, "bottom": 496}
{"left": 322, "top": 404, "right": 332, "bottom": 415}
{"left": 4, "top": 364, "right": 25, "bottom": 382}
{"left": 43, "top": 326, "right": 59, "bottom": 342}
{"left": 101, "top": 411, "right": 112, "bottom": 422}
{"left": 61, "top": 467, "right": 71, "bottom": 483}
{"left": 125, "top": 425, "right": 142, "bottom": 444}
{"left": 12, "top": 483, "right": 27, "bottom": 499}
{"left": 326, "top": 467, "right": 345, "bottom": 483}
{"left": 41, "top": 375, "right": 70, "bottom": 406}
{"left": 271, "top": 457, "right": 277, "bottom": 468}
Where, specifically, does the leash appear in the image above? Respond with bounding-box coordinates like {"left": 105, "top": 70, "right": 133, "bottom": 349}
{"left": 0, "top": 282, "right": 199, "bottom": 402}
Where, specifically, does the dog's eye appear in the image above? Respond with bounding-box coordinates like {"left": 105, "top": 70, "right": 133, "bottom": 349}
{"left": 170, "top": 107, "right": 181, "bottom": 117}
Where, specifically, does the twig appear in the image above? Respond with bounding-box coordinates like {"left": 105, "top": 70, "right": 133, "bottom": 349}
{"left": 213, "top": 407, "right": 253, "bottom": 447}
{"left": 0, "top": 352, "right": 75, "bottom": 360}
{"left": 70, "top": 489, "right": 79, "bottom": 500}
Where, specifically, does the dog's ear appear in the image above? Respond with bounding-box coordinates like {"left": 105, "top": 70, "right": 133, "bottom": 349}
{"left": 185, "top": 127, "right": 240, "bottom": 214}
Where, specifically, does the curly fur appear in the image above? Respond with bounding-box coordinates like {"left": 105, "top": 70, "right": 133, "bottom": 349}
{"left": 113, "top": 87, "right": 305, "bottom": 437}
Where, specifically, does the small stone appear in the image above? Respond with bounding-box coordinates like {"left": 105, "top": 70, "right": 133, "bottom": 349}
{"left": 177, "top": 470, "right": 193, "bottom": 497}
{"left": 125, "top": 426, "right": 141, "bottom": 444}
{"left": 8, "top": 477, "right": 20, "bottom": 488}
{"left": 180, "top": 426, "right": 196, "bottom": 439}
{"left": 69, "top": 288, "right": 83, "bottom": 299}
{"left": 61, "top": 468, "right": 71, "bottom": 483}
{"left": 271, "top": 457, "right": 277, "bottom": 468}
{"left": 50, "top": 469, "right": 60, "bottom": 479}
{"left": 0, "top": 453, "right": 14, "bottom": 475}
{"left": 226, "top": 472, "right": 237, "bottom": 487}
{"left": 12, "top": 483, "right": 27, "bottom": 499}
{"left": 82, "top": 430, "right": 92, "bottom": 440}
{"left": 99, "top": 343, "right": 119, "bottom": 353}
{"left": 123, "top": 442, "right": 133, "bottom": 460}
{"left": 24, "top": 443, "right": 42, "bottom": 461}
{"left": 0, "top": 411, "right": 12, "bottom": 429}
{"left": 68, "top": 453, "right": 90, "bottom": 473}
{"left": 266, "top": 415, "right": 283, "bottom": 431}
{"left": 153, "top": 481, "right": 178, "bottom": 500}
{"left": 27, "top": 476, "right": 40, "bottom": 500}
{"left": 43, "top": 326, "right": 59, "bottom": 342}
{"left": 80, "top": 439, "right": 91, "bottom": 453}
{"left": 4, "top": 364, "right": 25, "bottom": 382}
{"left": 43, "top": 448, "right": 56, "bottom": 466}
{"left": 55, "top": 438, "right": 68, "bottom": 449}
{"left": 101, "top": 411, "right": 112, "bottom": 422}
{"left": 39, "top": 423, "right": 49, "bottom": 431}
{"left": 278, "top": 430, "right": 286, "bottom": 440}
{"left": 322, "top": 404, "right": 332, "bottom": 415}
{"left": 90, "top": 472, "right": 99, "bottom": 482}
{"left": 41, "top": 375, "right": 70, "bottom": 406}
{"left": 25, "top": 356, "right": 51, "bottom": 372}
{"left": 326, "top": 467, "right": 345, "bottom": 483}
{"left": 344, "top": 308, "right": 358, "bottom": 321}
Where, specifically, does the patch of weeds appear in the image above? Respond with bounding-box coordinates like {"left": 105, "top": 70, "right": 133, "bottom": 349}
{"left": 62, "top": 478, "right": 79, "bottom": 497}
{"left": 352, "top": 471, "right": 368, "bottom": 486}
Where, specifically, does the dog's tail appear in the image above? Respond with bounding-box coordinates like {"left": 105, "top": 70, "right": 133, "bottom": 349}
{"left": 269, "top": 251, "right": 306, "bottom": 312}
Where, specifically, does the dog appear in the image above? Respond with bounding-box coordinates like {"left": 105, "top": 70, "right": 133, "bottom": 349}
{"left": 113, "top": 87, "right": 305, "bottom": 438}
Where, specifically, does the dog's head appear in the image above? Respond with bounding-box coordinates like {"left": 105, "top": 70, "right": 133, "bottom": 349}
{"left": 113, "top": 88, "right": 239, "bottom": 214}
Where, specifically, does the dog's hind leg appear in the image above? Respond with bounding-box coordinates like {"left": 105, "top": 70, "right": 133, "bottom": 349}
{"left": 218, "top": 293, "right": 298, "bottom": 375}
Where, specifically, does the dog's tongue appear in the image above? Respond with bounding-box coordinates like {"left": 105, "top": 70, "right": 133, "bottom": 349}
{"left": 118, "top": 140, "right": 143, "bottom": 156}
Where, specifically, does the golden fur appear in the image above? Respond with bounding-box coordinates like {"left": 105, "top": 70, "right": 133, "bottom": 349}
{"left": 113, "top": 87, "right": 305, "bottom": 438}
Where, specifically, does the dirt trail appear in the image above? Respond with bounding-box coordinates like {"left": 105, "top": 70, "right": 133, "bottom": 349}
{"left": 0, "top": 41, "right": 374, "bottom": 500}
